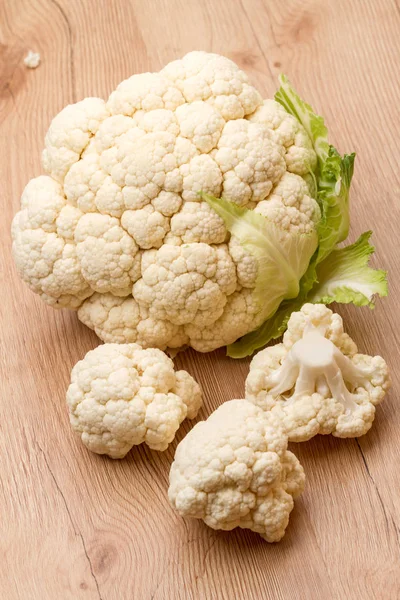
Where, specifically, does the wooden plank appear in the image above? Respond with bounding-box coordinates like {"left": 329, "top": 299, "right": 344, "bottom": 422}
{"left": 1, "top": 0, "right": 399, "bottom": 598}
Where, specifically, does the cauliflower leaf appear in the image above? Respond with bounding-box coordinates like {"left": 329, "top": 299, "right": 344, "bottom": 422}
{"left": 275, "top": 74, "right": 355, "bottom": 259}
{"left": 309, "top": 231, "right": 388, "bottom": 307}
{"left": 201, "top": 193, "right": 317, "bottom": 308}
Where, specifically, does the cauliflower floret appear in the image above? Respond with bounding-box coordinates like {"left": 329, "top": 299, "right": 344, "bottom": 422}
{"left": 255, "top": 172, "right": 321, "bottom": 234}
{"left": 151, "top": 191, "right": 182, "bottom": 217}
{"left": 170, "top": 201, "right": 227, "bottom": 244}
{"left": 11, "top": 176, "right": 92, "bottom": 308}
{"left": 42, "top": 98, "right": 110, "bottom": 182}
{"left": 175, "top": 101, "right": 225, "bottom": 153}
{"left": 246, "top": 304, "right": 391, "bottom": 440}
{"left": 161, "top": 51, "right": 262, "bottom": 120}
{"left": 67, "top": 343, "right": 202, "bottom": 458}
{"left": 121, "top": 204, "right": 170, "bottom": 249}
{"left": 248, "top": 100, "right": 317, "bottom": 176}
{"left": 107, "top": 72, "right": 186, "bottom": 116}
{"left": 213, "top": 119, "right": 286, "bottom": 206}
{"left": 12, "top": 52, "right": 321, "bottom": 352}
{"left": 133, "top": 243, "right": 237, "bottom": 328}
{"left": 228, "top": 237, "right": 258, "bottom": 288}
{"left": 168, "top": 399, "right": 305, "bottom": 542}
{"left": 179, "top": 154, "right": 222, "bottom": 202}
{"left": 74, "top": 213, "right": 139, "bottom": 296}
{"left": 186, "top": 288, "right": 263, "bottom": 353}
{"left": 64, "top": 155, "right": 125, "bottom": 218}
{"left": 77, "top": 293, "right": 189, "bottom": 349}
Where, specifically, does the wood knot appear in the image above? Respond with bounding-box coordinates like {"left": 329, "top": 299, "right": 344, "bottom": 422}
{"left": 93, "top": 544, "right": 117, "bottom": 574}
{"left": 291, "top": 12, "right": 316, "bottom": 43}
{"left": 229, "top": 51, "right": 259, "bottom": 69}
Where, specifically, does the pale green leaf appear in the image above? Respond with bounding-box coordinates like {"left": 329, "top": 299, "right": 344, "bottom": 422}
{"left": 309, "top": 231, "right": 388, "bottom": 306}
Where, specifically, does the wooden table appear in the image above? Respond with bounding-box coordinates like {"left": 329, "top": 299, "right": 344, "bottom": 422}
{"left": 1, "top": 1, "right": 399, "bottom": 598}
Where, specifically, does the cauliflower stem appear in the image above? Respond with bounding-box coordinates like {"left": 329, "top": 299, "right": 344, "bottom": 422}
{"left": 265, "top": 323, "right": 374, "bottom": 415}
{"left": 245, "top": 304, "right": 391, "bottom": 441}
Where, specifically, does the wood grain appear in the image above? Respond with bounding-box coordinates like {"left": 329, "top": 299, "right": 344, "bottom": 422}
{"left": 1, "top": 0, "right": 399, "bottom": 598}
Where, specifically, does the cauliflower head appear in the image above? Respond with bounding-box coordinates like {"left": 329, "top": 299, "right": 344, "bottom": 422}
{"left": 168, "top": 399, "right": 305, "bottom": 542}
{"left": 67, "top": 343, "right": 202, "bottom": 458}
{"left": 12, "top": 51, "right": 320, "bottom": 352}
{"left": 245, "top": 304, "right": 391, "bottom": 440}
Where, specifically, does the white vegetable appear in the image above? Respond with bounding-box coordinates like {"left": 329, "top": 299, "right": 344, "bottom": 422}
{"left": 168, "top": 399, "right": 305, "bottom": 542}
{"left": 12, "top": 52, "right": 322, "bottom": 353}
{"left": 12, "top": 53, "right": 387, "bottom": 355}
{"left": 67, "top": 343, "right": 202, "bottom": 458}
{"left": 24, "top": 51, "right": 41, "bottom": 69}
{"left": 245, "top": 304, "right": 391, "bottom": 440}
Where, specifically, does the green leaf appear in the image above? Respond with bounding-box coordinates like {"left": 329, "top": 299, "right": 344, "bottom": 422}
{"left": 227, "top": 253, "right": 318, "bottom": 358}
{"left": 308, "top": 231, "right": 388, "bottom": 306}
{"left": 275, "top": 74, "right": 331, "bottom": 165}
{"left": 228, "top": 233, "right": 388, "bottom": 358}
{"left": 275, "top": 75, "right": 355, "bottom": 260}
{"left": 201, "top": 193, "right": 318, "bottom": 312}
{"left": 316, "top": 149, "right": 355, "bottom": 262}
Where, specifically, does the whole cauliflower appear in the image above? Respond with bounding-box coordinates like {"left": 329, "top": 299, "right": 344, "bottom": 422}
{"left": 168, "top": 399, "right": 305, "bottom": 542}
{"left": 245, "top": 304, "right": 391, "bottom": 440}
{"left": 12, "top": 51, "right": 320, "bottom": 352}
{"left": 67, "top": 343, "right": 202, "bottom": 458}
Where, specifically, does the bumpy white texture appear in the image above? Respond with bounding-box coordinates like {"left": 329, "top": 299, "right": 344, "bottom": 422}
{"left": 12, "top": 51, "right": 319, "bottom": 352}
{"left": 24, "top": 51, "right": 41, "bottom": 69}
{"left": 67, "top": 343, "right": 202, "bottom": 458}
{"left": 248, "top": 99, "right": 317, "bottom": 175}
{"left": 246, "top": 304, "right": 391, "bottom": 440}
{"left": 169, "top": 400, "right": 305, "bottom": 542}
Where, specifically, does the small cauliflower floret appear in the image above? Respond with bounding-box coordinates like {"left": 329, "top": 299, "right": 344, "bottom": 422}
{"left": 107, "top": 72, "right": 186, "bottom": 116}
{"left": 179, "top": 154, "right": 222, "bottom": 202}
{"left": 56, "top": 205, "right": 84, "bottom": 240}
{"left": 161, "top": 51, "right": 262, "bottom": 120}
{"left": 78, "top": 294, "right": 142, "bottom": 343}
{"left": 168, "top": 400, "right": 305, "bottom": 542}
{"left": 94, "top": 114, "right": 137, "bottom": 152}
{"left": 11, "top": 177, "right": 92, "bottom": 308}
{"left": 175, "top": 101, "right": 225, "bottom": 153}
{"left": 186, "top": 288, "right": 263, "bottom": 352}
{"left": 109, "top": 131, "right": 177, "bottom": 200}
{"left": 42, "top": 98, "right": 110, "bottom": 182}
{"left": 255, "top": 172, "right": 320, "bottom": 234}
{"left": 246, "top": 304, "right": 391, "bottom": 440}
{"left": 228, "top": 237, "right": 258, "bottom": 288}
{"left": 151, "top": 191, "right": 182, "bottom": 217}
{"left": 75, "top": 213, "right": 139, "bottom": 296}
{"left": 247, "top": 100, "right": 317, "bottom": 176}
{"left": 121, "top": 204, "right": 170, "bottom": 249}
{"left": 170, "top": 201, "right": 227, "bottom": 244}
{"left": 213, "top": 119, "right": 286, "bottom": 206}
{"left": 77, "top": 293, "right": 189, "bottom": 350}
{"left": 133, "top": 243, "right": 237, "bottom": 328}
{"left": 64, "top": 155, "right": 125, "bottom": 218}
{"left": 67, "top": 343, "right": 202, "bottom": 458}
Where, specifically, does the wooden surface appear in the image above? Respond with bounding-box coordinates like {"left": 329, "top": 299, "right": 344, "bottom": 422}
{"left": 1, "top": 0, "right": 399, "bottom": 598}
